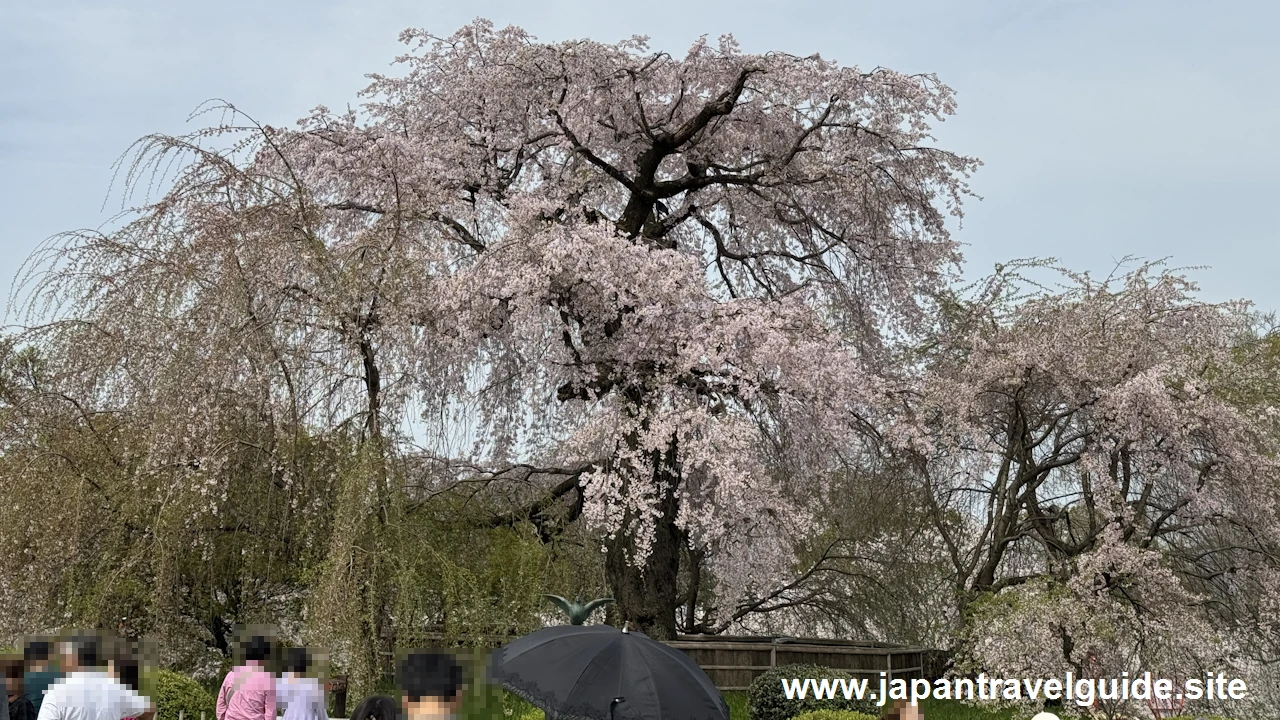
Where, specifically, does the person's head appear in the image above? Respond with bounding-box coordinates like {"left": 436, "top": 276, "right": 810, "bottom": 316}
{"left": 110, "top": 644, "right": 140, "bottom": 692}
{"left": 63, "top": 635, "right": 103, "bottom": 672}
{"left": 397, "top": 652, "right": 463, "bottom": 718}
{"left": 282, "top": 647, "right": 308, "bottom": 676}
{"left": 3, "top": 658, "right": 23, "bottom": 697}
{"left": 349, "top": 695, "right": 399, "bottom": 720}
{"left": 24, "top": 640, "right": 51, "bottom": 670}
{"left": 243, "top": 636, "right": 271, "bottom": 666}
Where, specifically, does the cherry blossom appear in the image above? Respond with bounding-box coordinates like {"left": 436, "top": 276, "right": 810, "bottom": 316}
{"left": 916, "top": 260, "right": 1280, "bottom": 712}
{"left": 14, "top": 20, "right": 980, "bottom": 639}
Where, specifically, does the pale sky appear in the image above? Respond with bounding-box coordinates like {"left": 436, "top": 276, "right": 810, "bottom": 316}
{"left": 3, "top": 0, "right": 1278, "bottom": 321}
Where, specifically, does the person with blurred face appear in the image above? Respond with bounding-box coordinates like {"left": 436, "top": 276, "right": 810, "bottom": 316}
{"left": 105, "top": 643, "right": 140, "bottom": 720}
{"left": 22, "top": 642, "right": 59, "bottom": 716}
{"left": 275, "top": 649, "right": 325, "bottom": 720}
{"left": 34, "top": 636, "right": 153, "bottom": 720}
{"left": 7, "top": 658, "right": 37, "bottom": 720}
{"left": 215, "top": 637, "right": 274, "bottom": 720}
{"left": 879, "top": 700, "right": 923, "bottom": 720}
{"left": 396, "top": 653, "right": 463, "bottom": 720}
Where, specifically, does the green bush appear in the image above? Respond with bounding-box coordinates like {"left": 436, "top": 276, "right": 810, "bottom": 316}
{"left": 790, "top": 711, "right": 878, "bottom": 720}
{"left": 153, "top": 670, "right": 217, "bottom": 720}
{"left": 746, "top": 664, "right": 878, "bottom": 720}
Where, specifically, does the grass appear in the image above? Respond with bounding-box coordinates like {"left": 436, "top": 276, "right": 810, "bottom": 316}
{"left": 725, "top": 690, "right": 750, "bottom": 719}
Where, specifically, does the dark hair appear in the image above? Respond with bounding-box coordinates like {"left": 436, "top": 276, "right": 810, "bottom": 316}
{"left": 282, "top": 647, "right": 308, "bottom": 675}
{"left": 2, "top": 658, "right": 24, "bottom": 683}
{"left": 349, "top": 695, "right": 399, "bottom": 720}
{"left": 70, "top": 635, "right": 102, "bottom": 669}
{"left": 112, "top": 643, "right": 140, "bottom": 692}
{"left": 244, "top": 636, "right": 271, "bottom": 663}
{"left": 397, "top": 652, "right": 463, "bottom": 703}
{"left": 116, "top": 658, "right": 140, "bottom": 692}
{"left": 24, "top": 641, "right": 51, "bottom": 664}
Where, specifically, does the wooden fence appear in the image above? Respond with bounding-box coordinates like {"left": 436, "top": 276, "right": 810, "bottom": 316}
{"left": 666, "top": 635, "right": 925, "bottom": 691}
{"left": 382, "top": 632, "right": 926, "bottom": 693}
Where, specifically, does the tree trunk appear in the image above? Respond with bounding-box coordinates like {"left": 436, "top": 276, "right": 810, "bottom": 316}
{"left": 605, "top": 499, "right": 681, "bottom": 640}
{"left": 682, "top": 542, "right": 703, "bottom": 634}
{"left": 603, "top": 437, "right": 682, "bottom": 640}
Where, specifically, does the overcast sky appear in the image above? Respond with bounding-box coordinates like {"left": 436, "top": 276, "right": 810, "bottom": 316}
{"left": 2, "top": 0, "right": 1278, "bottom": 322}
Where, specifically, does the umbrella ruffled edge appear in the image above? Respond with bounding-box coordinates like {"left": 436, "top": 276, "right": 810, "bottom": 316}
{"left": 501, "top": 678, "right": 595, "bottom": 720}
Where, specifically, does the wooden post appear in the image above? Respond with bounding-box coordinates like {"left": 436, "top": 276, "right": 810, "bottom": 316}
{"left": 769, "top": 637, "right": 793, "bottom": 671}
{"left": 331, "top": 675, "right": 349, "bottom": 718}
{"left": 886, "top": 652, "right": 893, "bottom": 684}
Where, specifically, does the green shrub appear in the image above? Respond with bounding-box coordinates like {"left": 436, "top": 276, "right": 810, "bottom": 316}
{"left": 153, "top": 669, "right": 217, "bottom": 720}
{"left": 790, "top": 711, "right": 878, "bottom": 720}
{"left": 747, "top": 664, "right": 878, "bottom": 720}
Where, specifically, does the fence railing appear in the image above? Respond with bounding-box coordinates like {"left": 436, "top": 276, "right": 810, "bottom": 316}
{"left": 665, "top": 634, "right": 925, "bottom": 691}
{"left": 380, "top": 631, "right": 926, "bottom": 692}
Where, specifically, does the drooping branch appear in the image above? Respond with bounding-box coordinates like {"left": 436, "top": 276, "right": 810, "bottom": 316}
{"left": 481, "top": 465, "right": 593, "bottom": 542}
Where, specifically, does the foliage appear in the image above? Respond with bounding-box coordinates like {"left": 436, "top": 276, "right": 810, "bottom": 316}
{"left": 0, "top": 378, "right": 348, "bottom": 672}
{"left": 447, "top": 684, "right": 534, "bottom": 719}
{"left": 153, "top": 669, "right": 217, "bottom": 720}
{"left": 725, "top": 691, "right": 749, "bottom": 720}
{"left": 746, "top": 665, "right": 877, "bottom": 720}
{"left": 734, "top": 465, "right": 957, "bottom": 644}
{"left": 495, "top": 691, "right": 545, "bottom": 720}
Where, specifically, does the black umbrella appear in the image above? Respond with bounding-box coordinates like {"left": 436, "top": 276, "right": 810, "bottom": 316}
{"left": 494, "top": 624, "right": 729, "bottom": 720}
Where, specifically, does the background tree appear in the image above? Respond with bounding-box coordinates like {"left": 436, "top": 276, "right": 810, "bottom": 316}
{"left": 908, "top": 258, "right": 1280, "bottom": 713}
{"left": 0, "top": 335, "right": 349, "bottom": 675}
{"left": 0, "top": 335, "right": 566, "bottom": 685}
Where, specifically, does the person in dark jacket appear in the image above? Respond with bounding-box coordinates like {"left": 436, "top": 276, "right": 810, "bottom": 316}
{"left": 6, "top": 659, "right": 37, "bottom": 720}
{"left": 21, "top": 642, "right": 59, "bottom": 716}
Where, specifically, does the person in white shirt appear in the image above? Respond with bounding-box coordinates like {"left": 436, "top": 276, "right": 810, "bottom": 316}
{"left": 275, "top": 649, "right": 326, "bottom": 720}
{"left": 34, "top": 637, "right": 153, "bottom": 720}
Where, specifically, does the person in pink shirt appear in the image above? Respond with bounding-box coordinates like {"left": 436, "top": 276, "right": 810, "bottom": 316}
{"left": 215, "top": 638, "right": 275, "bottom": 720}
